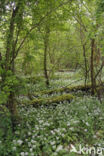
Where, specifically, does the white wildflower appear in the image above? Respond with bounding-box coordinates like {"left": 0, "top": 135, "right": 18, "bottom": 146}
{"left": 12, "top": 147, "right": 16, "bottom": 151}
{"left": 30, "top": 148, "right": 33, "bottom": 152}
{"left": 20, "top": 152, "right": 25, "bottom": 156}
{"left": 56, "top": 137, "right": 59, "bottom": 140}
{"left": 32, "top": 145, "right": 36, "bottom": 149}
{"left": 15, "top": 131, "right": 19, "bottom": 135}
{"left": 56, "top": 145, "right": 63, "bottom": 152}
{"left": 28, "top": 132, "right": 31, "bottom": 136}
{"left": 69, "top": 127, "right": 74, "bottom": 131}
{"left": 84, "top": 129, "right": 88, "bottom": 132}
{"left": 86, "top": 122, "right": 89, "bottom": 126}
{"left": 93, "top": 135, "right": 97, "bottom": 138}
{"left": 17, "top": 140, "right": 23, "bottom": 145}
{"left": 32, "top": 135, "right": 35, "bottom": 139}
{"left": 61, "top": 134, "right": 65, "bottom": 137}
{"left": 51, "top": 130, "right": 55, "bottom": 135}
{"left": 24, "top": 152, "right": 28, "bottom": 156}
{"left": 52, "top": 145, "right": 56, "bottom": 150}
{"left": 50, "top": 141, "right": 56, "bottom": 145}
{"left": 31, "top": 140, "right": 36, "bottom": 144}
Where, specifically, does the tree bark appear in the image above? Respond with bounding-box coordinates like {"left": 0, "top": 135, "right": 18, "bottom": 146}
{"left": 44, "top": 25, "right": 50, "bottom": 87}
{"left": 5, "top": 6, "right": 19, "bottom": 71}
{"left": 83, "top": 44, "right": 88, "bottom": 89}
{"left": 4, "top": 4, "right": 20, "bottom": 130}
{"left": 91, "top": 39, "right": 96, "bottom": 95}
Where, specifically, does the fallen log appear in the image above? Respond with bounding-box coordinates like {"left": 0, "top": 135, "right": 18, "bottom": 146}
{"left": 32, "top": 82, "right": 104, "bottom": 99}
{"left": 34, "top": 84, "right": 91, "bottom": 97}
{"left": 30, "top": 94, "right": 74, "bottom": 107}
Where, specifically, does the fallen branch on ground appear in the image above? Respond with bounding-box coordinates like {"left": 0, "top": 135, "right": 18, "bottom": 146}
{"left": 33, "top": 84, "right": 91, "bottom": 97}
{"left": 30, "top": 94, "right": 74, "bottom": 107}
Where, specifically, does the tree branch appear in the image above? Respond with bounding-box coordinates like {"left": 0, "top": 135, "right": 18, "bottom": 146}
{"left": 14, "top": 0, "right": 73, "bottom": 59}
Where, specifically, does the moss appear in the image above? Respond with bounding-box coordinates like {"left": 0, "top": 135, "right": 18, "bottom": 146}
{"left": 31, "top": 98, "right": 44, "bottom": 105}
{"left": 67, "top": 84, "right": 91, "bottom": 92}
{"left": 30, "top": 94, "right": 74, "bottom": 107}
{"left": 40, "top": 87, "right": 64, "bottom": 95}
{"left": 34, "top": 84, "right": 91, "bottom": 97}
{"left": 33, "top": 83, "right": 104, "bottom": 98}
{"left": 48, "top": 94, "right": 74, "bottom": 103}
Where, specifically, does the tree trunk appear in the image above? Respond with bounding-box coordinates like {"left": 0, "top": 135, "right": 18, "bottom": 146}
{"left": 44, "top": 25, "right": 50, "bottom": 87}
{"left": 79, "top": 26, "right": 88, "bottom": 90}
{"left": 91, "top": 39, "right": 96, "bottom": 95}
{"left": 7, "top": 92, "right": 18, "bottom": 131}
{"left": 4, "top": 5, "right": 20, "bottom": 130}
{"left": 5, "top": 6, "right": 19, "bottom": 71}
{"left": 83, "top": 44, "right": 88, "bottom": 89}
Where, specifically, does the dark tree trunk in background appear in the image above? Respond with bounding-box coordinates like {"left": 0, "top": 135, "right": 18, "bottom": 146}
{"left": 44, "top": 25, "right": 50, "bottom": 87}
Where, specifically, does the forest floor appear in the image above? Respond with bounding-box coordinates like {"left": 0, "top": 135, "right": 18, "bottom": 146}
{"left": 1, "top": 71, "right": 104, "bottom": 156}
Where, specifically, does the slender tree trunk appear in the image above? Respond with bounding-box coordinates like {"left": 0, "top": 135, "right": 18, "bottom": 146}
{"left": 44, "top": 46, "right": 49, "bottom": 87}
{"left": 83, "top": 44, "right": 88, "bottom": 89}
{"left": 91, "top": 39, "right": 96, "bottom": 95}
{"left": 44, "top": 25, "right": 50, "bottom": 87}
{"left": 79, "top": 26, "right": 88, "bottom": 90}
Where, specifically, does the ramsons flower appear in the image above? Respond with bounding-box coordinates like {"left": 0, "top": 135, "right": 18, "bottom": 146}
{"left": 17, "top": 140, "right": 23, "bottom": 145}
{"left": 56, "top": 145, "right": 63, "bottom": 152}
{"left": 20, "top": 152, "right": 25, "bottom": 156}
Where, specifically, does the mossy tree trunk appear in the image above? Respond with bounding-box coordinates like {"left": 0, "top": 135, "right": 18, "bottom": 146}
{"left": 3, "top": 2, "right": 23, "bottom": 130}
